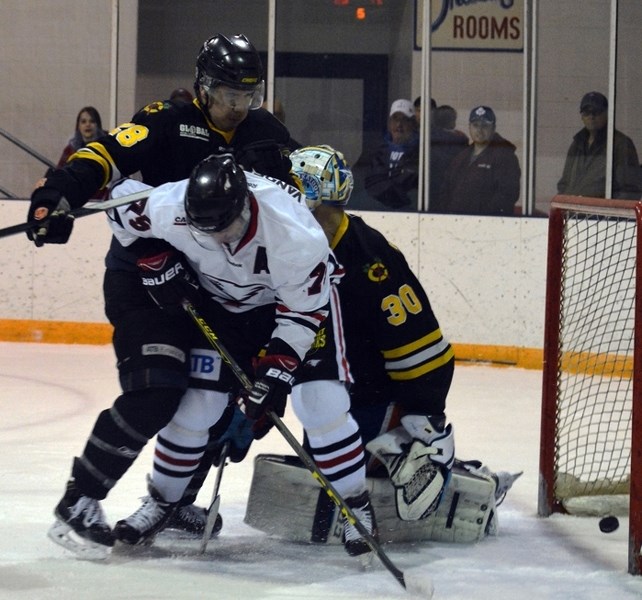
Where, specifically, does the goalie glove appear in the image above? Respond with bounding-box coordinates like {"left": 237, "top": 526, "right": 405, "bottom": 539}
{"left": 235, "top": 140, "right": 293, "bottom": 184}
{"left": 366, "top": 414, "right": 454, "bottom": 521}
{"left": 137, "top": 250, "right": 201, "bottom": 310}
{"left": 239, "top": 351, "right": 299, "bottom": 424}
{"left": 27, "top": 186, "right": 74, "bottom": 247}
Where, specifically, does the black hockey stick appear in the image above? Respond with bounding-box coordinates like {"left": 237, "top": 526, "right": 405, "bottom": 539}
{"left": 182, "top": 300, "right": 434, "bottom": 597}
{"left": 199, "top": 440, "right": 230, "bottom": 554}
{"left": 0, "top": 188, "right": 152, "bottom": 240}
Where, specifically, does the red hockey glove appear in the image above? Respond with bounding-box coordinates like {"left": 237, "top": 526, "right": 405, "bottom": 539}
{"left": 137, "top": 250, "right": 201, "bottom": 310}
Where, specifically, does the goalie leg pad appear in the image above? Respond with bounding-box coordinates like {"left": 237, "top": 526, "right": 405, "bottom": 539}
{"left": 244, "top": 454, "right": 496, "bottom": 545}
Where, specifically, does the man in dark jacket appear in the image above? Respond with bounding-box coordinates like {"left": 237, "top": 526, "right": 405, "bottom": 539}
{"left": 439, "top": 105, "right": 520, "bottom": 216}
{"left": 360, "top": 99, "right": 420, "bottom": 210}
{"left": 557, "top": 91, "right": 641, "bottom": 200}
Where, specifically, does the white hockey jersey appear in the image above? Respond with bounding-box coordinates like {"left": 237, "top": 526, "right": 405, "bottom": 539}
{"left": 107, "top": 172, "right": 331, "bottom": 361}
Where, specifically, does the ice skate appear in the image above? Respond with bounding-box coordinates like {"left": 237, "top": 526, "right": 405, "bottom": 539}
{"left": 113, "top": 477, "right": 177, "bottom": 545}
{"left": 342, "top": 491, "right": 378, "bottom": 567}
{"left": 47, "top": 480, "right": 114, "bottom": 560}
{"left": 163, "top": 503, "right": 223, "bottom": 539}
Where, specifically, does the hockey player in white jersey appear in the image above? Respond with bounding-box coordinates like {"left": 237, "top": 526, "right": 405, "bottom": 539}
{"left": 100, "top": 154, "right": 375, "bottom": 559}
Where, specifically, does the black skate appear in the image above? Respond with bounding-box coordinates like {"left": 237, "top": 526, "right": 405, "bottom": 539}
{"left": 163, "top": 503, "right": 223, "bottom": 539}
{"left": 342, "top": 491, "right": 378, "bottom": 566}
{"left": 113, "top": 477, "right": 177, "bottom": 545}
{"left": 47, "top": 480, "right": 114, "bottom": 560}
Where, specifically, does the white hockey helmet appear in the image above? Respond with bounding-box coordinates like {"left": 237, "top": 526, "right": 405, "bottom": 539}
{"left": 289, "top": 145, "right": 354, "bottom": 210}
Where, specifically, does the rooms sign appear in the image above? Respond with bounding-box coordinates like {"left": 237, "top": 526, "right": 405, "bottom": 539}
{"left": 416, "top": 0, "right": 524, "bottom": 52}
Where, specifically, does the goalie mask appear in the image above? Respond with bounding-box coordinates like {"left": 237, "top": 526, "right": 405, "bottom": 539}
{"left": 185, "top": 154, "right": 250, "bottom": 247}
{"left": 290, "top": 145, "right": 354, "bottom": 210}
{"left": 195, "top": 34, "right": 264, "bottom": 110}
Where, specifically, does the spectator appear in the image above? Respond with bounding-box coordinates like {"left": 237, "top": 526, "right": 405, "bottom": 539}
{"left": 557, "top": 91, "right": 641, "bottom": 199}
{"left": 413, "top": 96, "right": 436, "bottom": 127}
{"left": 361, "top": 98, "right": 419, "bottom": 210}
{"left": 434, "top": 104, "right": 468, "bottom": 145}
{"left": 169, "top": 88, "right": 193, "bottom": 105}
{"left": 438, "top": 105, "right": 520, "bottom": 216}
{"left": 56, "top": 106, "right": 107, "bottom": 200}
{"left": 56, "top": 106, "right": 106, "bottom": 168}
{"left": 429, "top": 103, "right": 469, "bottom": 210}
{"left": 413, "top": 96, "right": 422, "bottom": 125}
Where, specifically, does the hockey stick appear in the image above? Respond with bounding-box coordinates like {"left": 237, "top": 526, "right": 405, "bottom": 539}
{"left": 0, "top": 188, "right": 152, "bottom": 240}
{"left": 182, "top": 300, "right": 434, "bottom": 597}
{"left": 199, "top": 440, "right": 230, "bottom": 554}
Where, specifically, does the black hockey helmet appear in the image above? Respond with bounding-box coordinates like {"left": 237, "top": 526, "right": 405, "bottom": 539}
{"left": 195, "top": 34, "right": 263, "bottom": 93}
{"left": 185, "top": 154, "right": 249, "bottom": 232}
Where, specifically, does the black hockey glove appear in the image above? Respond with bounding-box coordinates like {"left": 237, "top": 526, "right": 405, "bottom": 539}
{"left": 27, "top": 187, "right": 74, "bottom": 247}
{"left": 240, "top": 353, "right": 299, "bottom": 423}
{"left": 236, "top": 140, "right": 293, "bottom": 184}
{"left": 137, "top": 250, "right": 201, "bottom": 310}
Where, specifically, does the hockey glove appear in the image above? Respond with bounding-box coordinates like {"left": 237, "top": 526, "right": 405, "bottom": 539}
{"left": 236, "top": 140, "right": 293, "bottom": 184}
{"left": 137, "top": 250, "right": 201, "bottom": 310}
{"left": 211, "top": 404, "right": 256, "bottom": 464}
{"left": 27, "top": 187, "right": 74, "bottom": 246}
{"left": 240, "top": 353, "right": 299, "bottom": 423}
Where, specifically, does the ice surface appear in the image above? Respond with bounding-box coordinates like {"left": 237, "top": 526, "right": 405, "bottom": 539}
{"left": 1, "top": 343, "right": 641, "bottom": 599}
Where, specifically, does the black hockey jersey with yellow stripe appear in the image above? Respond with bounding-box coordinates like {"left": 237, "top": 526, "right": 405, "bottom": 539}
{"left": 44, "top": 99, "right": 293, "bottom": 207}
{"left": 331, "top": 213, "right": 454, "bottom": 410}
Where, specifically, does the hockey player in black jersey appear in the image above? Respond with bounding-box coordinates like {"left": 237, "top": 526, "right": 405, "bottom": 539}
{"left": 289, "top": 145, "right": 457, "bottom": 522}
{"left": 27, "top": 34, "right": 300, "bottom": 557}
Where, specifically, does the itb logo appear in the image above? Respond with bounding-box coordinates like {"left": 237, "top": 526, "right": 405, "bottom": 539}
{"left": 190, "top": 349, "right": 222, "bottom": 380}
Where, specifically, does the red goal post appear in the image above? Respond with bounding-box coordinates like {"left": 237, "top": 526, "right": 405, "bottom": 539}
{"left": 539, "top": 195, "right": 642, "bottom": 575}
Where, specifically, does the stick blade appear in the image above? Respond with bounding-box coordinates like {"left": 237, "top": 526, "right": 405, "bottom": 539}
{"left": 199, "top": 495, "right": 221, "bottom": 554}
{"left": 402, "top": 566, "right": 434, "bottom": 598}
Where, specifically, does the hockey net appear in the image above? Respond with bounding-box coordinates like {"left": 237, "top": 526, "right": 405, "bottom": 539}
{"left": 538, "top": 195, "right": 642, "bottom": 574}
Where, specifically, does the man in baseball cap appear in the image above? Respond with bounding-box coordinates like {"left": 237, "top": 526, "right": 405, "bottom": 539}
{"left": 469, "top": 105, "right": 496, "bottom": 125}
{"left": 558, "top": 91, "right": 641, "bottom": 199}
{"left": 579, "top": 91, "right": 608, "bottom": 115}
{"left": 357, "top": 98, "right": 419, "bottom": 210}
{"left": 389, "top": 99, "right": 415, "bottom": 119}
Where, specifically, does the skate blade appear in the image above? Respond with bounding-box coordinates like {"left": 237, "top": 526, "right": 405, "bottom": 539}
{"left": 47, "top": 520, "right": 111, "bottom": 561}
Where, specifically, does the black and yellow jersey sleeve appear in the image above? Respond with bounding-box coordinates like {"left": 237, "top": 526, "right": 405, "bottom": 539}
{"left": 41, "top": 100, "right": 296, "bottom": 209}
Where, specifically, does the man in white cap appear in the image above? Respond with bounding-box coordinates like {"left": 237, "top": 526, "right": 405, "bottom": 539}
{"left": 359, "top": 98, "right": 420, "bottom": 210}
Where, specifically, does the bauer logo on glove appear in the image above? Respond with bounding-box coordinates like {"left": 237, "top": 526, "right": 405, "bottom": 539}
{"left": 137, "top": 250, "right": 201, "bottom": 309}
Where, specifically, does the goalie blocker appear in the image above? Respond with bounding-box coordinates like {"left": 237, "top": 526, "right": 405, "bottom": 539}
{"left": 245, "top": 454, "right": 499, "bottom": 545}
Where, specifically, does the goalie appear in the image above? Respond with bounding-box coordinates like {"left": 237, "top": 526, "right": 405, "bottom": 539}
{"left": 245, "top": 146, "right": 520, "bottom": 545}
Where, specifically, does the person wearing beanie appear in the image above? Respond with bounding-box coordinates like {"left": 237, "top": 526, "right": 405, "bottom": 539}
{"left": 557, "top": 91, "right": 641, "bottom": 199}
{"left": 438, "top": 105, "right": 521, "bottom": 216}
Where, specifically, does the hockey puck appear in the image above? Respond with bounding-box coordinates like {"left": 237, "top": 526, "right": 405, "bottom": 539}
{"left": 599, "top": 515, "right": 619, "bottom": 533}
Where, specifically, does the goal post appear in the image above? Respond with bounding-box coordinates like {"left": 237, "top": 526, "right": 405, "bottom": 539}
{"left": 538, "top": 195, "right": 642, "bottom": 575}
